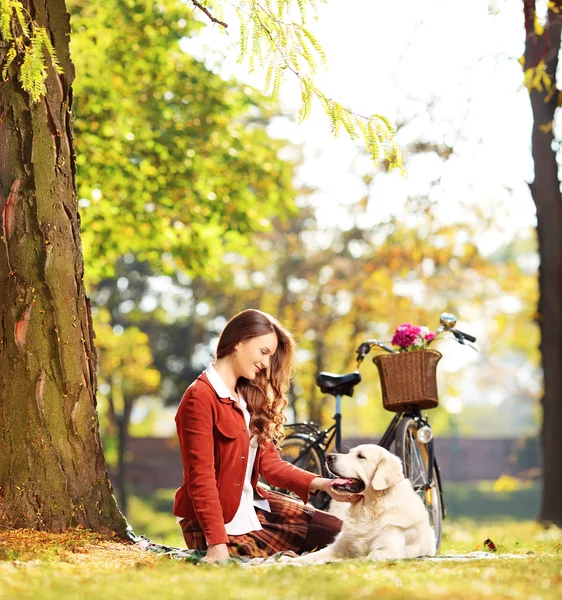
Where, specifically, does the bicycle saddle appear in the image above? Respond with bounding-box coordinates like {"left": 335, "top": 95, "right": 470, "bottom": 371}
{"left": 316, "top": 371, "right": 361, "bottom": 397}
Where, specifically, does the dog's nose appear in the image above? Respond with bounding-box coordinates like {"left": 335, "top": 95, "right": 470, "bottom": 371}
{"left": 327, "top": 454, "right": 336, "bottom": 464}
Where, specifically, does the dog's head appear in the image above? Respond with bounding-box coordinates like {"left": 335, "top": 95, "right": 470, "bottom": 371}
{"left": 327, "top": 444, "right": 404, "bottom": 493}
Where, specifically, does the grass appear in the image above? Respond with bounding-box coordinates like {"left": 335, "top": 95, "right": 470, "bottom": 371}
{"left": 0, "top": 486, "right": 560, "bottom": 600}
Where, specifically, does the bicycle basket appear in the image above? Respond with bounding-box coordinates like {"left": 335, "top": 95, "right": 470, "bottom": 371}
{"left": 372, "top": 349, "right": 442, "bottom": 412}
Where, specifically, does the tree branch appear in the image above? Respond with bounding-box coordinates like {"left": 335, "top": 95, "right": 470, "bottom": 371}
{"left": 189, "top": 1, "right": 228, "bottom": 28}
{"left": 523, "top": 0, "right": 536, "bottom": 36}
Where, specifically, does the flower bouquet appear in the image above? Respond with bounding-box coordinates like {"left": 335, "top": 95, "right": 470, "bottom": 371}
{"left": 373, "top": 323, "right": 442, "bottom": 412}
{"left": 391, "top": 323, "right": 436, "bottom": 352}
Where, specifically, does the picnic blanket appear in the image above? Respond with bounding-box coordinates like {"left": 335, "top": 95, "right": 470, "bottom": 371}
{"left": 126, "top": 529, "right": 531, "bottom": 566}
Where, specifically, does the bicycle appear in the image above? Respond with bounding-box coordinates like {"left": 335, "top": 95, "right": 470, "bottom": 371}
{"left": 275, "top": 312, "right": 477, "bottom": 550}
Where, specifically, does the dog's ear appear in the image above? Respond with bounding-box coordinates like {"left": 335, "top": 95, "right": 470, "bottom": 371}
{"left": 371, "top": 454, "right": 404, "bottom": 490}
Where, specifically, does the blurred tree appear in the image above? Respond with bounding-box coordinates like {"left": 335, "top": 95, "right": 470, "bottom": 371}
{"left": 95, "top": 311, "right": 160, "bottom": 517}
{"left": 112, "top": 194, "right": 535, "bottom": 441}
{"left": 69, "top": 0, "right": 298, "bottom": 284}
{"left": 520, "top": 0, "right": 562, "bottom": 526}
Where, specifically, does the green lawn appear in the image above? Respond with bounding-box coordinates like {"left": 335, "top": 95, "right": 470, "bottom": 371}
{"left": 0, "top": 484, "right": 560, "bottom": 600}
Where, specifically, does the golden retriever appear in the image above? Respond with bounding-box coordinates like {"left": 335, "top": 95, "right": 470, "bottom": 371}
{"left": 285, "top": 444, "right": 436, "bottom": 564}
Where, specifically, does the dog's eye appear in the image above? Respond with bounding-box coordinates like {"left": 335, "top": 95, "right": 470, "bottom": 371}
{"left": 357, "top": 453, "right": 366, "bottom": 459}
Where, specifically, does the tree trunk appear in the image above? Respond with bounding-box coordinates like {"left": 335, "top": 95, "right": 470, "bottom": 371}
{"left": 523, "top": 1, "right": 562, "bottom": 526}
{"left": 0, "top": 0, "right": 127, "bottom": 534}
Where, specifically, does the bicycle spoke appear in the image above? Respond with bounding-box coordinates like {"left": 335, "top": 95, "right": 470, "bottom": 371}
{"left": 395, "top": 417, "right": 443, "bottom": 551}
{"left": 405, "top": 431, "right": 427, "bottom": 489}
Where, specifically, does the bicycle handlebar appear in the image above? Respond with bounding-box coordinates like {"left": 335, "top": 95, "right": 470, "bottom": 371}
{"left": 355, "top": 339, "right": 397, "bottom": 363}
{"left": 355, "top": 313, "right": 477, "bottom": 365}
{"left": 455, "top": 329, "right": 476, "bottom": 343}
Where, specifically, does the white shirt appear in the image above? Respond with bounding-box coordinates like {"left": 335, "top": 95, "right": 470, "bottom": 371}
{"left": 176, "top": 364, "right": 270, "bottom": 535}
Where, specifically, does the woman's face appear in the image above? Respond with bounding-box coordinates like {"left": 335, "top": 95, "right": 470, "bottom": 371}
{"left": 235, "top": 332, "right": 279, "bottom": 380}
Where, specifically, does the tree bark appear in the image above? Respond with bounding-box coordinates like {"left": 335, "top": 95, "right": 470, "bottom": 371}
{"left": 523, "top": 1, "right": 562, "bottom": 526}
{"left": 0, "top": 0, "right": 127, "bottom": 534}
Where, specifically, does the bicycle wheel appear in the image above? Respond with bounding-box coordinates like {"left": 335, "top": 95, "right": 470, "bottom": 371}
{"left": 276, "top": 433, "right": 329, "bottom": 510}
{"left": 394, "top": 418, "right": 443, "bottom": 550}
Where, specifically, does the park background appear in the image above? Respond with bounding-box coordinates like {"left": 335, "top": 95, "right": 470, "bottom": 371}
{"left": 1, "top": 3, "right": 560, "bottom": 595}
{"left": 66, "top": 0, "right": 544, "bottom": 545}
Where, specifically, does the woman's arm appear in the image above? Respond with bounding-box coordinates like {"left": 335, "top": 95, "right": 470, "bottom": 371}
{"left": 258, "top": 440, "right": 319, "bottom": 503}
{"left": 179, "top": 396, "right": 229, "bottom": 546}
{"left": 259, "top": 442, "right": 361, "bottom": 504}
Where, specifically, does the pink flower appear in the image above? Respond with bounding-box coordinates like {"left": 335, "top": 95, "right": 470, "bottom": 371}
{"left": 391, "top": 323, "right": 421, "bottom": 348}
{"left": 391, "top": 323, "right": 436, "bottom": 351}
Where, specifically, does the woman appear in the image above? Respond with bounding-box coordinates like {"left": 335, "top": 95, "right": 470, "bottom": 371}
{"left": 173, "top": 309, "right": 358, "bottom": 562}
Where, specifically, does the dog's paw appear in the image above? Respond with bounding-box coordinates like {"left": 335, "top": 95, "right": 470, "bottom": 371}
{"left": 276, "top": 555, "right": 305, "bottom": 566}
{"left": 365, "top": 550, "right": 402, "bottom": 562}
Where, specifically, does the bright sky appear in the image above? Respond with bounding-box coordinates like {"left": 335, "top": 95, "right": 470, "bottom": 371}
{"left": 182, "top": 0, "right": 537, "bottom": 256}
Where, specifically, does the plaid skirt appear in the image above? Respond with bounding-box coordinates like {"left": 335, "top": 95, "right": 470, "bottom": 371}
{"left": 179, "top": 490, "right": 315, "bottom": 558}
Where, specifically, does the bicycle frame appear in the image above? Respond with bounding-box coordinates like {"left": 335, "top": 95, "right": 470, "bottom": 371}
{"left": 284, "top": 422, "right": 335, "bottom": 466}
{"left": 377, "top": 408, "right": 445, "bottom": 519}
{"left": 282, "top": 314, "right": 475, "bottom": 522}
{"left": 283, "top": 392, "right": 343, "bottom": 470}
{"left": 378, "top": 409, "right": 435, "bottom": 484}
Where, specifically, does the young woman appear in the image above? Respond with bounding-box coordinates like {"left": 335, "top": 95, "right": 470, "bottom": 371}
{"left": 173, "top": 309, "right": 358, "bottom": 562}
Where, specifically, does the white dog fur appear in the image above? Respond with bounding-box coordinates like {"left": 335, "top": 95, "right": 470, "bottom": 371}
{"left": 284, "top": 444, "right": 436, "bottom": 564}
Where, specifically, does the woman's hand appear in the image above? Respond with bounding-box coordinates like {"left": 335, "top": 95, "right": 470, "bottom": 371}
{"left": 201, "top": 543, "right": 230, "bottom": 563}
{"left": 310, "top": 477, "right": 361, "bottom": 503}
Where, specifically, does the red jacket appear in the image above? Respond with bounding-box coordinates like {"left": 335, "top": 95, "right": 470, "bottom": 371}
{"left": 173, "top": 372, "right": 317, "bottom": 545}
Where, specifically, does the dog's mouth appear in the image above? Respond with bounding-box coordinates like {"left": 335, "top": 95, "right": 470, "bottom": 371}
{"left": 329, "top": 477, "right": 365, "bottom": 493}
{"left": 327, "top": 466, "right": 366, "bottom": 493}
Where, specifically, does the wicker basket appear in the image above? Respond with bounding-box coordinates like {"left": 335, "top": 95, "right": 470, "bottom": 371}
{"left": 372, "top": 349, "right": 442, "bottom": 412}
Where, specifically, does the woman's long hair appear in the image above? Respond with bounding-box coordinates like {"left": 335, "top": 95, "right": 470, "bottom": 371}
{"left": 216, "top": 309, "right": 296, "bottom": 446}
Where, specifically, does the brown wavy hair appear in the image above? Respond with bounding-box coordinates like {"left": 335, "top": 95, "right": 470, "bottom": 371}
{"left": 216, "top": 309, "right": 296, "bottom": 446}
